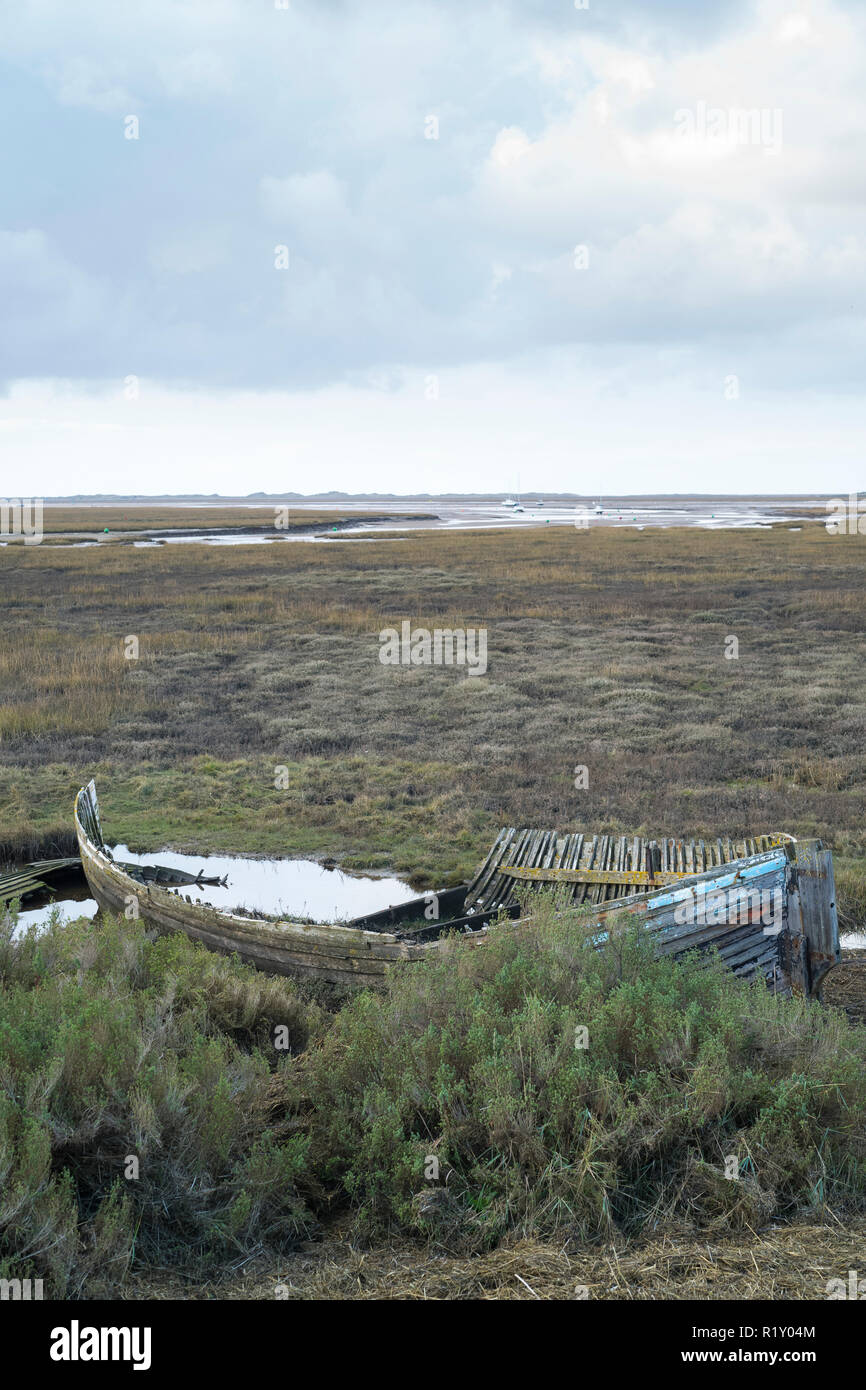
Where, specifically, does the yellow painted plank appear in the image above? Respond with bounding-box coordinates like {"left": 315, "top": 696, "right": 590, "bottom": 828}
{"left": 500, "top": 866, "right": 692, "bottom": 886}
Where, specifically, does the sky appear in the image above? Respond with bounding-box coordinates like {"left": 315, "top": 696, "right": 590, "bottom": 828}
{"left": 1, "top": 0, "right": 864, "bottom": 496}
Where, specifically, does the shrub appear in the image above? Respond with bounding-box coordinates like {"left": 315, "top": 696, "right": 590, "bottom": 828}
{"left": 3, "top": 896, "right": 865, "bottom": 1292}
{"left": 304, "top": 896, "right": 866, "bottom": 1249}
{"left": 0, "top": 910, "right": 324, "bottom": 1296}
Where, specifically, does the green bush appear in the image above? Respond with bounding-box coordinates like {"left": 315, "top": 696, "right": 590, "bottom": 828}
{"left": 0, "top": 909, "right": 325, "bottom": 1296}
{"left": 305, "top": 896, "right": 866, "bottom": 1249}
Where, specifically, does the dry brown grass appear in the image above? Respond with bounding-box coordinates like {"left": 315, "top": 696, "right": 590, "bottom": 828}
{"left": 122, "top": 1218, "right": 866, "bottom": 1300}
{"left": 823, "top": 950, "right": 866, "bottom": 1024}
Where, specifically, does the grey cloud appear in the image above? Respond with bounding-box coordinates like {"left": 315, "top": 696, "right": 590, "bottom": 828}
{"left": 1, "top": 0, "right": 864, "bottom": 395}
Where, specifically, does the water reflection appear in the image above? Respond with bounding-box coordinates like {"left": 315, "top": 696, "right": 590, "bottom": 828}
{"left": 8, "top": 846, "right": 415, "bottom": 931}
{"left": 111, "top": 844, "right": 417, "bottom": 922}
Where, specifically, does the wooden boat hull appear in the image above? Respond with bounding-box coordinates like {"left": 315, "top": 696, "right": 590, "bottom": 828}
{"left": 74, "top": 783, "right": 435, "bottom": 987}
{"left": 576, "top": 838, "right": 840, "bottom": 997}
{"left": 74, "top": 784, "right": 840, "bottom": 996}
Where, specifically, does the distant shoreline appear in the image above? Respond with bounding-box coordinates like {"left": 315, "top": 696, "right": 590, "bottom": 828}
{"left": 35, "top": 492, "right": 840, "bottom": 504}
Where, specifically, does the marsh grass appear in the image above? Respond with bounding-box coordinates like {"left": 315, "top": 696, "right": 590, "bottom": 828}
{"left": 3, "top": 902, "right": 862, "bottom": 1295}
{"left": 2, "top": 521, "right": 864, "bottom": 1296}
{"left": 8, "top": 506, "right": 400, "bottom": 539}
{"left": 0, "top": 523, "right": 864, "bottom": 909}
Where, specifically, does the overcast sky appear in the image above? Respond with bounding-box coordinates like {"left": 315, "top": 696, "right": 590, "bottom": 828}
{"left": 2, "top": 0, "right": 864, "bottom": 495}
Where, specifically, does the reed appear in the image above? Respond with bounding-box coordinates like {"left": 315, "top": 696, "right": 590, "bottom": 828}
{"left": 0, "top": 521, "right": 864, "bottom": 911}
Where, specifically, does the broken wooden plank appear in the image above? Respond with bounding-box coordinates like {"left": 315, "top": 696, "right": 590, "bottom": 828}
{"left": 500, "top": 865, "right": 695, "bottom": 887}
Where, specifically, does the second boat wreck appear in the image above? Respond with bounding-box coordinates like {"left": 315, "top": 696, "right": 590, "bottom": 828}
{"left": 74, "top": 781, "right": 840, "bottom": 996}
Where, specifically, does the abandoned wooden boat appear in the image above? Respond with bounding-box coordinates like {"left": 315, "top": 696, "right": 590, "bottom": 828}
{"left": 74, "top": 782, "right": 840, "bottom": 995}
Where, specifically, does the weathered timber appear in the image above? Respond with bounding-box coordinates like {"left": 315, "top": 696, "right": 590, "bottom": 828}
{"left": 465, "top": 827, "right": 795, "bottom": 913}
{"left": 501, "top": 866, "right": 695, "bottom": 887}
{"left": 75, "top": 781, "right": 434, "bottom": 987}
{"left": 0, "top": 856, "right": 82, "bottom": 905}
{"left": 75, "top": 783, "right": 838, "bottom": 996}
